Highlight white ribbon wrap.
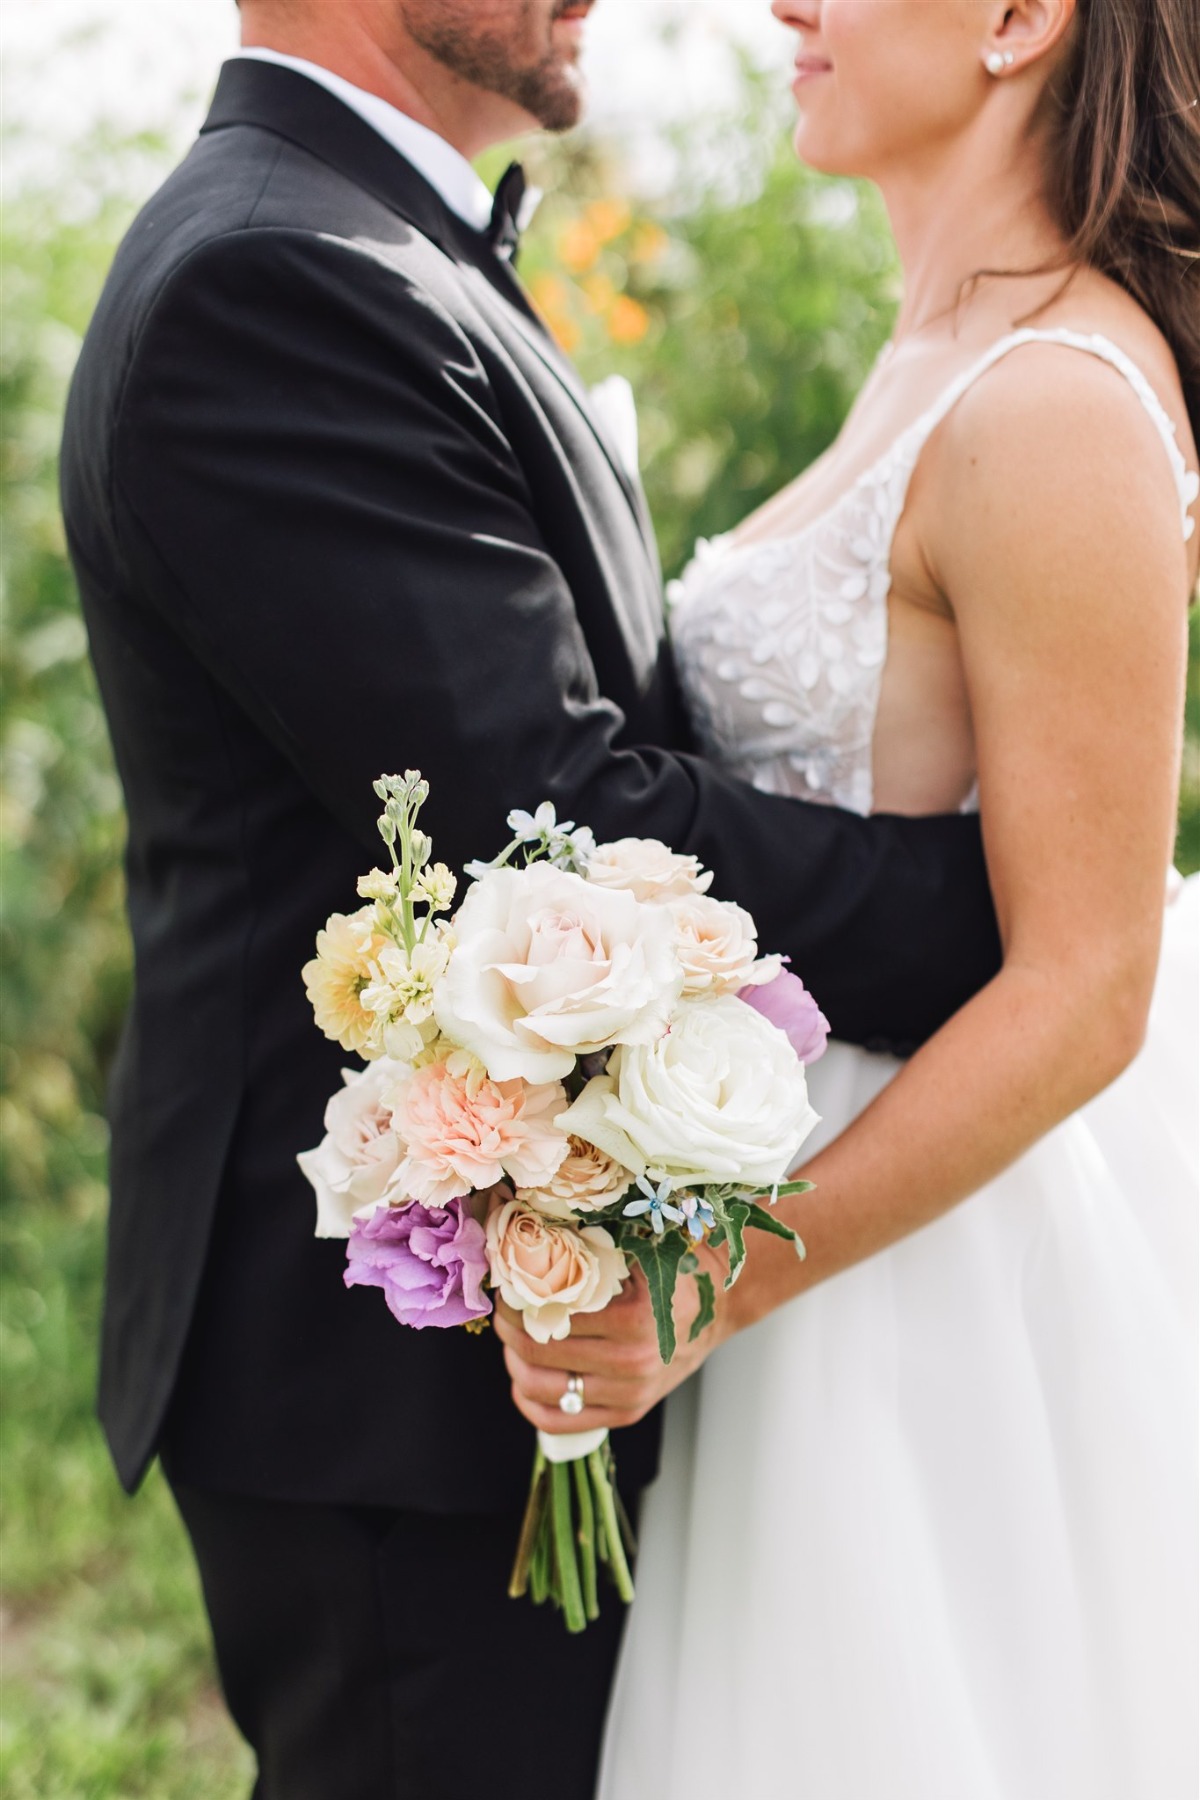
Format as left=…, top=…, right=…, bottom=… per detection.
left=537, top=1426, right=609, bottom=1465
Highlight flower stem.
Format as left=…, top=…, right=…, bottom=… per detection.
left=573, top=1455, right=600, bottom=1623
left=508, top=1445, right=547, bottom=1600
left=550, top=1461, right=587, bottom=1634
left=588, top=1449, right=635, bottom=1604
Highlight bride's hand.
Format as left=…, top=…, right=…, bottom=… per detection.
left=494, top=1242, right=733, bottom=1435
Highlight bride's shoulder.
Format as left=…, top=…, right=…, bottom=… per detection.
left=941, top=279, right=1194, bottom=477
left=922, top=283, right=1198, bottom=604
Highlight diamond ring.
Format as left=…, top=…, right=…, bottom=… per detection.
left=559, top=1374, right=585, bottom=1416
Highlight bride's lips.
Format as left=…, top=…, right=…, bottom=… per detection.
left=792, top=55, right=833, bottom=87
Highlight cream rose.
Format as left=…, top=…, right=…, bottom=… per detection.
left=517, top=1135, right=637, bottom=1219
left=667, top=893, right=782, bottom=996
left=434, top=863, right=683, bottom=1083
left=585, top=837, right=713, bottom=903
left=486, top=1197, right=628, bottom=1343
left=559, top=993, right=820, bottom=1189
left=297, top=1058, right=409, bottom=1238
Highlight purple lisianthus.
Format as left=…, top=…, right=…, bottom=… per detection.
left=738, top=969, right=830, bottom=1065
left=344, top=1198, right=491, bottom=1329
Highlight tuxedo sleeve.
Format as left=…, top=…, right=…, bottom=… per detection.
left=112, top=226, right=1000, bottom=1051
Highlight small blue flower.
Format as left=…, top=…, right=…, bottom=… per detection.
left=679, top=1195, right=716, bottom=1241
left=623, top=1173, right=685, bottom=1235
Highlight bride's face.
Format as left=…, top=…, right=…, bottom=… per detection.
left=770, top=0, right=996, bottom=180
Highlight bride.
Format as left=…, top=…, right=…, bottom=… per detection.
left=496, top=0, right=1200, bottom=1792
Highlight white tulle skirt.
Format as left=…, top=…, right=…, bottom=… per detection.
left=599, top=879, right=1198, bottom=1800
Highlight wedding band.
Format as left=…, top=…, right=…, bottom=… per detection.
left=559, top=1374, right=585, bottom=1416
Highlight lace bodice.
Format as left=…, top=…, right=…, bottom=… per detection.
left=670, top=329, right=1200, bottom=817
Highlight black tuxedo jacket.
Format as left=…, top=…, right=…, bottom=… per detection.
left=61, top=60, right=1001, bottom=1508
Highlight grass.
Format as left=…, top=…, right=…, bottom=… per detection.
left=0, top=1189, right=253, bottom=1798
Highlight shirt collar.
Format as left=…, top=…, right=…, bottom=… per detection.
left=235, top=48, right=494, bottom=233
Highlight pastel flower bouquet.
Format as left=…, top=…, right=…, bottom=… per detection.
left=299, top=773, right=827, bottom=1632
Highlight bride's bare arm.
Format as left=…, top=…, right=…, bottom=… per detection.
left=497, top=345, right=1193, bottom=1432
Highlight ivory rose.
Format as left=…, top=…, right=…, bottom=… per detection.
left=559, top=994, right=820, bottom=1189
left=434, top=863, right=684, bottom=1083
left=486, top=1197, right=627, bottom=1343
left=585, top=837, right=713, bottom=903
left=296, top=1059, right=408, bottom=1238
left=390, top=1054, right=570, bottom=1207
left=517, top=1135, right=636, bottom=1219
left=667, top=893, right=782, bottom=996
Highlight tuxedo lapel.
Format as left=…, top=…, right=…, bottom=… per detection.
left=201, top=59, right=660, bottom=576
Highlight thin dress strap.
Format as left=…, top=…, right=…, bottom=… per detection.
left=902, top=327, right=1198, bottom=542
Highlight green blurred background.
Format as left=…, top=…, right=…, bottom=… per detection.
left=2, top=55, right=1198, bottom=1800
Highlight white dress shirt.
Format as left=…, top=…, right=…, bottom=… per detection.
left=235, top=47, right=494, bottom=232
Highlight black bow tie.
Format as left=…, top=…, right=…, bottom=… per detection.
left=488, top=162, right=528, bottom=262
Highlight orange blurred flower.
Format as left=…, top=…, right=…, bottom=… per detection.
left=607, top=296, right=651, bottom=346
left=631, top=221, right=669, bottom=266
left=585, top=199, right=632, bottom=246
left=528, top=272, right=582, bottom=353
left=557, top=219, right=601, bottom=273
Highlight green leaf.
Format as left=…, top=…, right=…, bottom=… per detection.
left=727, top=1199, right=753, bottom=1288
left=620, top=1229, right=692, bottom=1362
left=689, top=1270, right=717, bottom=1343
left=770, top=1179, right=815, bottom=1199
left=744, top=1201, right=807, bottom=1260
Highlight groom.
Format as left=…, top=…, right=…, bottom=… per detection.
left=60, top=1, right=1000, bottom=1795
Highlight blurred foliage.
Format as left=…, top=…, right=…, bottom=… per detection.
left=1, top=53, right=1197, bottom=1799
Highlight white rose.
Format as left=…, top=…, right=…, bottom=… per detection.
left=558, top=994, right=820, bottom=1189
left=434, top=863, right=683, bottom=1083
left=486, top=1196, right=628, bottom=1343
left=296, top=1059, right=409, bottom=1238
left=667, top=893, right=780, bottom=996
left=585, top=837, right=713, bottom=903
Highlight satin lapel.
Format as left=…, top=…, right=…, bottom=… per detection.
left=454, top=243, right=660, bottom=569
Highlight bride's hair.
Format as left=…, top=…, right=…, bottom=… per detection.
left=1044, top=0, right=1200, bottom=442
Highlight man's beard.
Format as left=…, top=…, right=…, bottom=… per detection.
left=401, top=0, right=587, bottom=132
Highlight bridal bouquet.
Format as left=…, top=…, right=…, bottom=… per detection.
left=299, top=772, right=827, bottom=1631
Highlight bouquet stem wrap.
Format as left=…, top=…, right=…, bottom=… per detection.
left=509, top=1430, right=637, bottom=1632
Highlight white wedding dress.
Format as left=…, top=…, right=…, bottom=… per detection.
left=598, top=331, right=1200, bottom=1800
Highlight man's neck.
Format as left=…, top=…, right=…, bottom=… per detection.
left=239, top=15, right=530, bottom=158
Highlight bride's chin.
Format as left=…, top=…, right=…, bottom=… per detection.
left=790, top=122, right=860, bottom=180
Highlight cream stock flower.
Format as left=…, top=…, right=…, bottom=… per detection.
left=390, top=1058, right=570, bottom=1207
left=517, top=1135, right=636, bottom=1219
left=559, top=993, right=820, bottom=1189
left=585, top=837, right=713, bottom=902
left=434, top=863, right=684, bottom=1082
left=486, top=1196, right=627, bottom=1343
left=360, top=924, right=455, bottom=1060
left=296, top=1059, right=409, bottom=1238
left=302, top=907, right=389, bottom=1058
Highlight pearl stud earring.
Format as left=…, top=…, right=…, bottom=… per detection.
left=985, top=49, right=1015, bottom=75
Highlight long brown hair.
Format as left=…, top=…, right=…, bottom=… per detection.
left=1043, top=0, right=1200, bottom=444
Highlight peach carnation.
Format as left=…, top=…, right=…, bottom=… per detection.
left=391, top=1056, right=570, bottom=1207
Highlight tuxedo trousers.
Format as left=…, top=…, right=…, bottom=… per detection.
left=168, top=1475, right=631, bottom=1800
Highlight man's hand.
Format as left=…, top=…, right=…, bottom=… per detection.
left=493, top=1241, right=734, bottom=1435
